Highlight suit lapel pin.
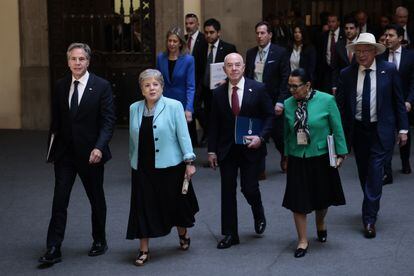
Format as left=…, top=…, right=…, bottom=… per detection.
left=381, top=71, right=386, bottom=74
left=89, top=87, right=93, bottom=91
left=248, top=88, right=253, bottom=92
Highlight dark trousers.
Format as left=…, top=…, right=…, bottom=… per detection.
left=219, top=145, right=264, bottom=236
left=259, top=115, right=284, bottom=173
left=195, top=85, right=213, bottom=140
left=188, top=120, right=198, bottom=147
left=353, top=121, right=388, bottom=225
left=384, top=130, right=411, bottom=175
left=46, top=150, right=107, bottom=248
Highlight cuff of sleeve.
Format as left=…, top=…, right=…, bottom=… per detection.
left=208, top=152, right=216, bottom=155
left=399, top=130, right=409, bottom=134
left=183, top=153, right=196, bottom=161
left=275, top=102, right=284, bottom=108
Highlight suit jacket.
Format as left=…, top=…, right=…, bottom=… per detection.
left=379, top=48, right=414, bottom=105
left=200, top=39, right=237, bottom=83
left=336, top=59, right=409, bottom=150
left=49, top=73, right=116, bottom=164
left=286, top=44, right=317, bottom=83
left=245, top=43, right=290, bottom=105
left=318, top=28, right=345, bottom=69
left=284, top=91, right=348, bottom=158
left=208, top=78, right=274, bottom=162
left=186, top=31, right=207, bottom=87
left=129, top=96, right=195, bottom=169
left=332, top=39, right=357, bottom=88
left=156, top=52, right=195, bottom=112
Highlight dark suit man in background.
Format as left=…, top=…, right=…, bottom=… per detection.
left=332, top=17, right=359, bottom=89
left=245, top=21, right=290, bottom=177
left=355, top=10, right=375, bottom=34
left=185, top=13, right=207, bottom=146
left=336, top=33, right=408, bottom=239
left=394, top=6, right=414, bottom=48
left=316, top=14, right=345, bottom=94
left=199, top=18, right=237, bottom=145
left=208, top=53, right=274, bottom=249
left=39, top=43, right=116, bottom=264
left=381, top=24, right=414, bottom=183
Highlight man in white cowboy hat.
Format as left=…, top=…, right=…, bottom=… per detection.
left=336, top=32, right=409, bottom=239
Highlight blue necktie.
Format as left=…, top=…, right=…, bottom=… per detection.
left=361, top=69, right=372, bottom=124
left=70, top=80, right=79, bottom=118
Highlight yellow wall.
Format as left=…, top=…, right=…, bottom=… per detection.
left=0, top=0, right=21, bottom=128
left=184, top=0, right=202, bottom=26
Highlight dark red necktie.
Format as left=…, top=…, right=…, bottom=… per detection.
left=330, top=31, right=336, bottom=65
left=231, top=86, right=240, bottom=116
left=187, top=36, right=192, bottom=52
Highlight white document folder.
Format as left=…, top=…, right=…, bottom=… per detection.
left=327, top=134, right=337, bottom=167
left=209, top=62, right=226, bottom=89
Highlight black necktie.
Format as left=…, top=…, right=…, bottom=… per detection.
left=204, top=44, right=214, bottom=86
left=70, top=80, right=79, bottom=118
left=361, top=69, right=372, bottom=124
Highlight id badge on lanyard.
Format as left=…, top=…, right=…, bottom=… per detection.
left=297, top=128, right=308, bottom=145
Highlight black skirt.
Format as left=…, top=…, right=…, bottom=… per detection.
left=126, top=115, right=199, bottom=239
left=282, top=154, right=346, bottom=214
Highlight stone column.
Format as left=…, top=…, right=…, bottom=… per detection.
left=19, top=0, right=50, bottom=129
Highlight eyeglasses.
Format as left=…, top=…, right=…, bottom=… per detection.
left=288, top=83, right=305, bottom=91
left=354, top=49, right=375, bottom=55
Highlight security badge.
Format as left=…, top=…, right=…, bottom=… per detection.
left=254, top=62, right=264, bottom=74
left=297, top=128, right=308, bottom=145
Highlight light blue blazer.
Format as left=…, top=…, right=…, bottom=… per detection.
left=156, top=52, right=195, bottom=112
left=129, top=96, right=195, bottom=169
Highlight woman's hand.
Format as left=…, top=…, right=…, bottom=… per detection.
left=185, top=164, right=196, bottom=179
left=336, top=155, right=345, bottom=168
left=185, top=111, right=193, bottom=122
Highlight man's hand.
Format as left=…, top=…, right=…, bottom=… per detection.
left=185, top=164, right=196, bottom=179
left=332, top=87, right=337, bottom=95
left=244, top=135, right=261, bottom=149
left=89, top=148, right=102, bottom=164
left=336, top=156, right=345, bottom=168
left=185, top=111, right=193, bottom=122
left=275, top=105, right=284, bottom=116
left=405, top=102, right=412, bottom=112
left=397, top=133, right=408, bottom=147
left=208, top=153, right=218, bottom=170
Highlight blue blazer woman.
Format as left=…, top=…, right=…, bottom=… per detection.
left=129, top=96, right=195, bottom=169
left=156, top=53, right=196, bottom=113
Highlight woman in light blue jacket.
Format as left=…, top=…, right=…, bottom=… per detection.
left=127, top=69, right=199, bottom=266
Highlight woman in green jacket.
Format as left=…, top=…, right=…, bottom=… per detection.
left=283, top=68, right=348, bottom=258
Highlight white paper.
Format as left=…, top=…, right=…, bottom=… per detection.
left=209, top=62, right=226, bottom=89
left=46, top=133, right=55, bottom=161
left=327, top=134, right=337, bottom=167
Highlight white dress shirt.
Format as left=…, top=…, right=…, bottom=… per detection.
left=69, top=71, right=89, bottom=108
left=189, top=30, right=199, bottom=54
left=388, top=45, right=402, bottom=70
left=290, top=45, right=302, bottom=71
left=228, top=77, right=245, bottom=109
left=208, top=39, right=220, bottom=63
left=254, top=42, right=271, bottom=82
left=355, top=61, right=377, bottom=122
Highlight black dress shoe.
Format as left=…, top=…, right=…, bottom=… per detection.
left=364, top=224, right=376, bottom=239
left=294, top=244, right=309, bottom=258
left=38, top=246, right=62, bottom=264
left=402, top=162, right=412, bottom=174
left=217, top=235, right=240, bottom=249
left=254, top=217, right=267, bottom=234
left=317, top=230, right=327, bottom=243
left=88, top=241, right=108, bottom=256
left=382, top=173, right=393, bottom=185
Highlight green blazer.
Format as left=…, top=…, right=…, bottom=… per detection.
left=284, top=90, right=348, bottom=158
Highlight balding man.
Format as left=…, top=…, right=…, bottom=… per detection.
left=394, top=6, right=413, bottom=48
left=336, top=33, right=408, bottom=239
left=208, top=53, right=274, bottom=248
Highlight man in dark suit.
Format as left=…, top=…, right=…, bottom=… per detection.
left=39, top=43, right=116, bottom=264
left=381, top=24, right=414, bottom=182
left=355, top=10, right=376, bottom=34
left=199, top=18, right=237, bottom=145
left=316, top=13, right=345, bottom=94
left=208, top=53, right=274, bottom=249
left=394, top=6, right=414, bottom=48
left=185, top=13, right=207, bottom=146
left=245, top=21, right=290, bottom=176
left=336, top=33, right=408, bottom=239
left=332, top=17, right=359, bottom=89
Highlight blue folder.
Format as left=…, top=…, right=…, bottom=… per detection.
left=235, top=116, right=263, bottom=144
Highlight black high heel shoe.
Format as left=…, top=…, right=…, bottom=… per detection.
left=134, top=250, right=150, bottom=266
left=294, top=243, right=309, bottom=258
left=179, top=229, right=191, bottom=250
left=317, top=230, right=327, bottom=243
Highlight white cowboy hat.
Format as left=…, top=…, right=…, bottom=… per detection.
left=346, top=33, right=386, bottom=55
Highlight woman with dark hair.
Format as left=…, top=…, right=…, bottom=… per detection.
left=283, top=68, right=348, bottom=258
left=156, top=27, right=196, bottom=144
left=288, top=25, right=317, bottom=83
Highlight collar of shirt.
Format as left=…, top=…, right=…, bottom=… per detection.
left=211, top=39, right=220, bottom=49
left=331, top=27, right=340, bottom=39
left=228, top=77, right=245, bottom=108
left=393, top=45, right=402, bottom=54
left=358, top=59, right=376, bottom=73
left=191, top=30, right=199, bottom=41
left=258, top=42, right=271, bottom=54
left=72, top=71, right=89, bottom=86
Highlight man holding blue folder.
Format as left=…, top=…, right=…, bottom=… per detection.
left=208, top=53, right=274, bottom=249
